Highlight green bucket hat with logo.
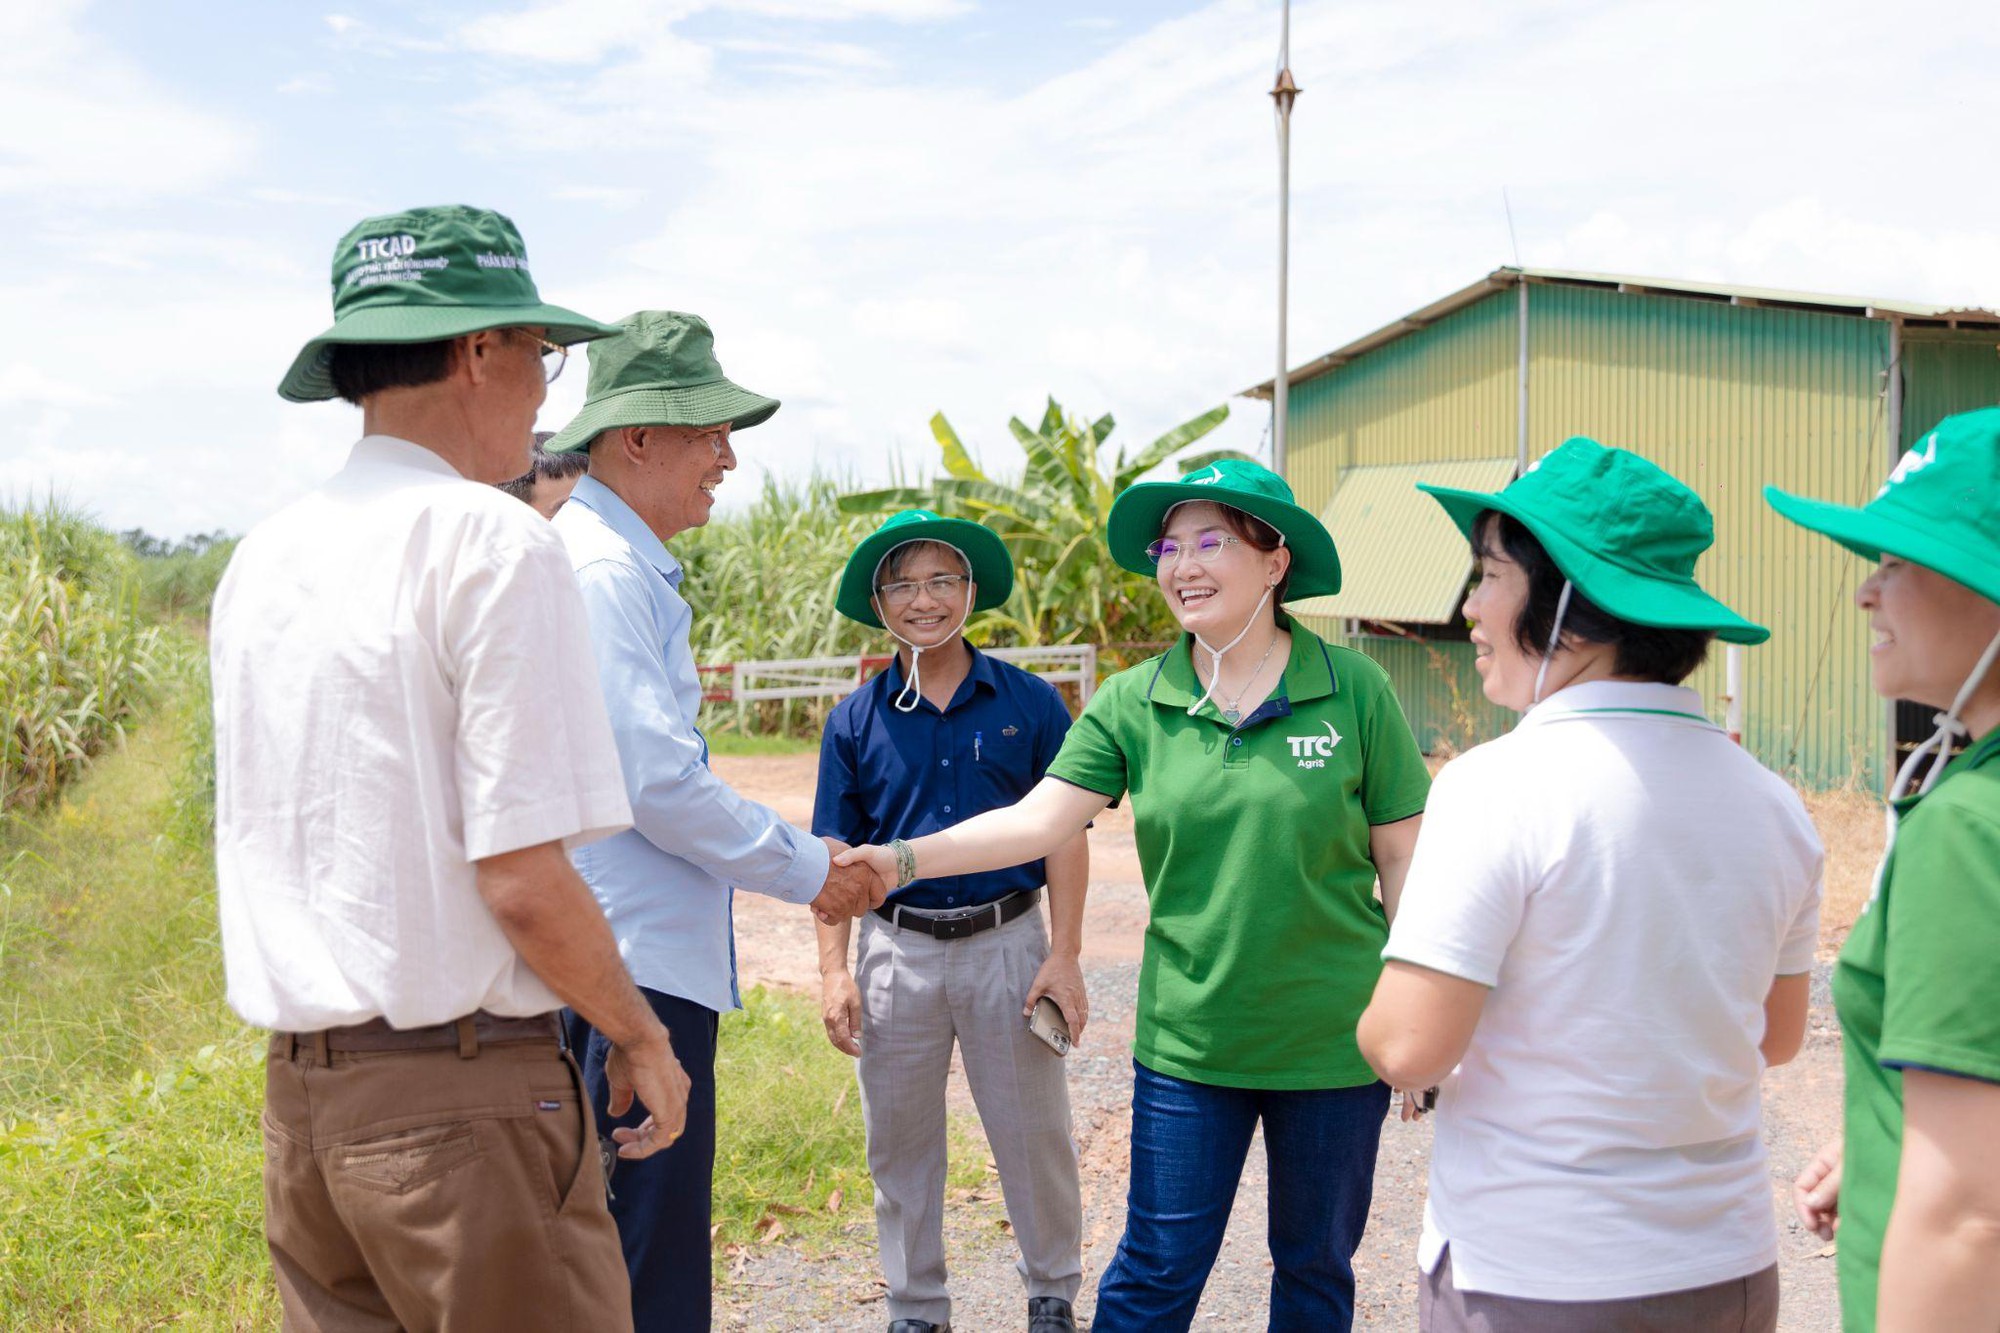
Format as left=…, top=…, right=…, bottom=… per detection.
left=278, top=204, right=623, bottom=403
left=836, top=510, right=1014, bottom=629
left=1766, top=407, right=2000, bottom=607
left=1104, top=457, right=1340, bottom=599
left=543, top=311, right=779, bottom=453
left=1419, top=437, right=1769, bottom=644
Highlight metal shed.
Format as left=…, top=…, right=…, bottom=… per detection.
left=1244, top=266, right=2000, bottom=788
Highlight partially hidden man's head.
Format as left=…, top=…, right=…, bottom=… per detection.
left=498, top=432, right=591, bottom=518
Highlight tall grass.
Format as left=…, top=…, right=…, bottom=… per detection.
left=120, top=529, right=238, bottom=623
left=677, top=474, right=894, bottom=736
left=0, top=504, right=162, bottom=810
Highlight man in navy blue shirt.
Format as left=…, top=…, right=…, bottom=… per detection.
left=815, top=511, right=1088, bottom=1333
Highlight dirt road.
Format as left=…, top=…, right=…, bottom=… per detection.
left=715, top=753, right=1857, bottom=1331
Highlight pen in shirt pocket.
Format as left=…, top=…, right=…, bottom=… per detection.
left=974, top=731, right=983, bottom=762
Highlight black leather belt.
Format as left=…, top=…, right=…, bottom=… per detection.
left=874, top=888, right=1041, bottom=940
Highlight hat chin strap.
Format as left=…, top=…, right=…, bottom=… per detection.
left=1864, top=625, right=2000, bottom=911
left=1184, top=532, right=1288, bottom=720
left=1531, top=579, right=1575, bottom=706
left=887, top=591, right=974, bottom=714
left=1889, top=626, right=2000, bottom=801
left=1187, top=585, right=1276, bottom=720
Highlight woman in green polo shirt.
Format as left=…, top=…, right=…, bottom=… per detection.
left=1768, top=407, right=2000, bottom=1332
left=839, top=459, right=1430, bottom=1332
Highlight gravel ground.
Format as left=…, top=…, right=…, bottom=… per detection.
left=713, top=754, right=1850, bottom=1331
left=718, top=950, right=1847, bottom=1331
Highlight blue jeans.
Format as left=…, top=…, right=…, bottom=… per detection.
left=1093, top=1060, right=1389, bottom=1333
left=565, top=990, right=719, bottom=1333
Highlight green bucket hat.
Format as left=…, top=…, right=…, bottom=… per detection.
left=1419, top=437, right=1769, bottom=645
left=1765, top=407, right=2000, bottom=607
left=1104, top=458, right=1340, bottom=599
left=278, top=204, right=623, bottom=403
left=543, top=311, right=779, bottom=453
left=836, top=510, right=1014, bottom=629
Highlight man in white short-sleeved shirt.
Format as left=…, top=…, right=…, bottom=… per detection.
left=1380, top=684, right=1822, bottom=1303
left=213, top=205, right=690, bottom=1332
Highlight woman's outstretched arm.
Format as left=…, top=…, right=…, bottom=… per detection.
left=836, top=776, right=1111, bottom=897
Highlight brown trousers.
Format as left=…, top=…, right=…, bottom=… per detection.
left=261, top=1023, right=632, bottom=1332
left=1421, top=1246, right=1780, bottom=1332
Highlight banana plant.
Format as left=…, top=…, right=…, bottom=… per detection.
left=839, top=397, right=1252, bottom=664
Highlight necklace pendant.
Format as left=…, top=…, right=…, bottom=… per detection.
left=1223, top=707, right=1242, bottom=725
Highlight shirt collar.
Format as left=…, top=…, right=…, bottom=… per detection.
left=1145, top=623, right=1339, bottom=711
left=348, top=434, right=468, bottom=480
left=880, top=640, right=996, bottom=715
left=1894, top=723, right=2000, bottom=815
left=1515, top=679, right=1712, bottom=731
left=565, top=475, right=683, bottom=584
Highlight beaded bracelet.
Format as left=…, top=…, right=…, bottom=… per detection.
left=888, top=838, right=918, bottom=890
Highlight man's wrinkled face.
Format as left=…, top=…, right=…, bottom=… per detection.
left=645, top=423, right=735, bottom=537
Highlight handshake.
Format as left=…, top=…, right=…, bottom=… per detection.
left=809, top=837, right=893, bottom=924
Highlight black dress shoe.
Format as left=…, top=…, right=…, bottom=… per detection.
left=888, top=1321, right=947, bottom=1333
left=1027, top=1296, right=1078, bottom=1332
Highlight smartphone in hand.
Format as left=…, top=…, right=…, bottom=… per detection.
left=1027, top=996, right=1072, bottom=1056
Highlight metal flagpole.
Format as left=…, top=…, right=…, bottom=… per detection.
left=1271, top=0, right=1300, bottom=478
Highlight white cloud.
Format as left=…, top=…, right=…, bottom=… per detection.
left=0, top=0, right=252, bottom=200
left=13, top=0, right=2000, bottom=538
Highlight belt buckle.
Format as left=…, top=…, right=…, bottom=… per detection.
left=931, top=913, right=976, bottom=941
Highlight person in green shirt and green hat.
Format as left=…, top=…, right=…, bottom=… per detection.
left=838, top=458, right=1432, bottom=1332
left=1770, top=407, right=2000, bottom=1332
left=1357, top=438, right=1822, bottom=1330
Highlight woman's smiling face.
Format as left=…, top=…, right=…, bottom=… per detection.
left=1462, top=522, right=1543, bottom=712
left=1154, top=502, right=1288, bottom=639
left=1856, top=554, right=2000, bottom=723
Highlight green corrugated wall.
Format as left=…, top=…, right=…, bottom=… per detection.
left=1282, top=280, right=1991, bottom=788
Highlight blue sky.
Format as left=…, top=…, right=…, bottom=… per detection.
left=6, top=0, right=2000, bottom=537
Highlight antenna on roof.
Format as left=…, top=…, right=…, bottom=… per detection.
left=1270, top=0, right=1300, bottom=478
left=1503, top=187, right=1522, bottom=267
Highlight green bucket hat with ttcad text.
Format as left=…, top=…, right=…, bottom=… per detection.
left=543, top=311, right=780, bottom=453
left=278, top=204, right=624, bottom=403
left=1765, top=406, right=2000, bottom=608
left=836, top=510, right=1015, bottom=630
left=1418, top=437, right=1770, bottom=645
left=1104, top=457, right=1342, bottom=599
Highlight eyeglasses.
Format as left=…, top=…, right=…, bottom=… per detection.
left=520, top=331, right=568, bottom=385
left=877, top=574, right=969, bottom=606
left=1144, top=533, right=1242, bottom=567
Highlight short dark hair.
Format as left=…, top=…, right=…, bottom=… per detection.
left=498, top=436, right=591, bottom=501
left=1474, top=512, right=1712, bottom=685
left=327, top=339, right=456, bottom=405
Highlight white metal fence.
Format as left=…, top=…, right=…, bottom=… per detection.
left=702, top=643, right=1098, bottom=706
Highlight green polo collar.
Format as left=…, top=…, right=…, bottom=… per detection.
left=1145, top=625, right=1340, bottom=712
left=1893, top=724, right=2000, bottom=817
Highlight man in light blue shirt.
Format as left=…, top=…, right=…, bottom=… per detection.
left=546, top=310, right=883, bottom=1331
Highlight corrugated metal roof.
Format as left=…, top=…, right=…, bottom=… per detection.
left=1243, top=266, right=2000, bottom=400
left=1286, top=458, right=1517, bottom=625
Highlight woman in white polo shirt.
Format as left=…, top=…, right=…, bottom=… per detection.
left=1356, top=438, right=1823, bottom=1330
